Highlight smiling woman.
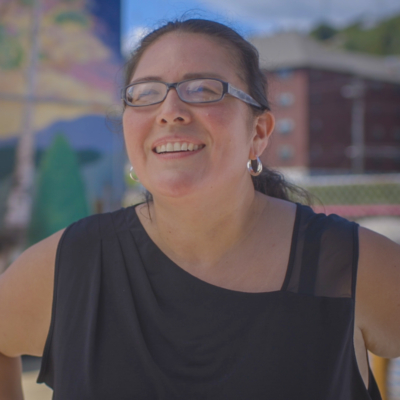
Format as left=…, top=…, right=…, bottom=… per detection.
left=0, top=18, right=399, bottom=400
left=122, top=19, right=309, bottom=203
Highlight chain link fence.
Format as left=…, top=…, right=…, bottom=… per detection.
left=290, top=173, right=400, bottom=220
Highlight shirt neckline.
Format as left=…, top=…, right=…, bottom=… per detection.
left=130, top=202, right=302, bottom=296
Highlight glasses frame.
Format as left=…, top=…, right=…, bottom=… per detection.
left=121, top=78, right=263, bottom=109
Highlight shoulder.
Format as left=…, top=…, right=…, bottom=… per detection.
left=298, top=202, right=355, bottom=228
left=290, top=204, right=358, bottom=297
left=0, top=207, right=135, bottom=358
left=267, top=197, right=356, bottom=243
left=59, top=206, right=136, bottom=246
left=296, top=203, right=358, bottom=253
left=0, top=229, right=64, bottom=357
left=356, top=226, right=400, bottom=358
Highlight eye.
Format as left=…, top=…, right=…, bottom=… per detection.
left=187, top=83, right=219, bottom=95
left=127, top=82, right=164, bottom=105
left=136, top=88, right=159, bottom=99
left=189, top=86, right=208, bottom=93
left=180, top=79, right=223, bottom=102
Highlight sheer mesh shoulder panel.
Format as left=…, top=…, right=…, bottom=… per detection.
left=285, top=205, right=358, bottom=298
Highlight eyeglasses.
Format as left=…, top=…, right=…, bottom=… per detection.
left=121, top=78, right=263, bottom=109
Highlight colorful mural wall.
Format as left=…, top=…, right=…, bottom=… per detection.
left=0, top=0, right=125, bottom=240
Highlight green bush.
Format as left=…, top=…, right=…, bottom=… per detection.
left=27, top=134, right=89, bottom=245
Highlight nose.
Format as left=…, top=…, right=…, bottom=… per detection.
left=156, top=87, right=192, bottom=125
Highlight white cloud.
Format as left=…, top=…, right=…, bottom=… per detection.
left=122, top=0, right=400, bottom=50
left=122, top=26, right=150, bottom=57
left=197, top=0, right=400, bottom=34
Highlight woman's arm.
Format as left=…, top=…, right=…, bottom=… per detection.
left=356, top=226, right=400, bottom=358
left=0, top=353, right=23, bottom=400
left=0, top=230, right=63, bottom=398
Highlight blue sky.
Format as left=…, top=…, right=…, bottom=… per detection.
left=121, top=0, right=256, bottom=55
left=122, top=0, right=400, bottom=55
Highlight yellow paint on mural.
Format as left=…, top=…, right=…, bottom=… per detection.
left=0, top=101, right=24, bottom=139
left=0, top=0, right=120, bottom=140
left=39, top=21, right=110, bottom=66
left=0, top=68, right=116, bottom=138
left=36, top=70, right=113, bottom=103
left=0, top=70, right=25, bottom=95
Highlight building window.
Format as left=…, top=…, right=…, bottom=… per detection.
left=278, top=145, right=294, bottom=161
left=277, top=92, right=294, bottom=107
left=276, top=69, right=293, bottom=79
left=276, top=118, right=294, bottom=135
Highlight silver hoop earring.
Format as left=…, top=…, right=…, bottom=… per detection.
left=129, top=167, right=140, bottom=183
left=247, top=157, right=262, bottom=176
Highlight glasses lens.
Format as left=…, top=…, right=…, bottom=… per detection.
left=125, top=82, right=166, bottom=106
left=178, top=79, right=223, bottom=103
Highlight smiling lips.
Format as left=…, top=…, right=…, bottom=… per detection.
left=155, top=142, right=205, bottom=154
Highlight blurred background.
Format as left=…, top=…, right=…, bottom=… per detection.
left=0, top=0, right=399, bottom=399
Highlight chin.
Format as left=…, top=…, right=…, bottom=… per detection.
left=149, top=174, right=204, bottom=199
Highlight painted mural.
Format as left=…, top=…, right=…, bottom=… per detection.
left=0, top=0, right=125, bottom=232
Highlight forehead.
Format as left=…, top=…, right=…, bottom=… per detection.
left=131, top=32, right=242, bottom=84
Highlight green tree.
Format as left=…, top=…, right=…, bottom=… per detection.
left=311, top=14, right=400, bottom=56
left=344, top=16, right=400, bottom=55
left=27, top=134, right=90, bottom=245
left=310, top=23, right=338, bottom=41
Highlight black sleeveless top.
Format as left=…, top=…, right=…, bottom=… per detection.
left=38, top=203, right=382, bottom=400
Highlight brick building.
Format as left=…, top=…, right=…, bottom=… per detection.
left=250, top=33, right=400, bottom=176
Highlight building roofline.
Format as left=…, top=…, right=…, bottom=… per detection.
left=250, top=32, right=400, bottom=84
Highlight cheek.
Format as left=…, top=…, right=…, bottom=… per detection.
left=204, top=103, right=232, bottom=122
left=204, top=105, right=252, bottom=148
left=122, top=111, right=151, bottom=158
left=203, top=103, right=247, bottom=131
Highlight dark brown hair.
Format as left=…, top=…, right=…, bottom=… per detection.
left=124, top=18, right=311, bottom=204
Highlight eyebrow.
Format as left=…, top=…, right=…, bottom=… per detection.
left=182, top=72, right=226, bottom=80
left=130, top=72, right=226, bottom=84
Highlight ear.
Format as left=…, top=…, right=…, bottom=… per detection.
left=249, top=112, right=275, bottom=160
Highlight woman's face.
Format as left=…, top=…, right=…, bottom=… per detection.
left=123, top=32, right=272, bottom=200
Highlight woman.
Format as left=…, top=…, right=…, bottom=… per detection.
left=0, top=19, right=399, bottom=400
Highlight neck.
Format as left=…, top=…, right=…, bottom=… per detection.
left=140, top=177, right=267, bottom=269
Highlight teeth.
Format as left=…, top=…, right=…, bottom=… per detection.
left=155, top=142, right=203, bottom=153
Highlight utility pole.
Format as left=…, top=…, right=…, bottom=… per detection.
left=341, top=77, right=366, bottom=174
left=1, top=0, right=42, bottom=270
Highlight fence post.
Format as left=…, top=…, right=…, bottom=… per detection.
left=371, top=354, right=389, bottom=400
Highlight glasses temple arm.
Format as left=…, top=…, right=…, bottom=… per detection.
left=227, top=84, right=263, bottom=109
